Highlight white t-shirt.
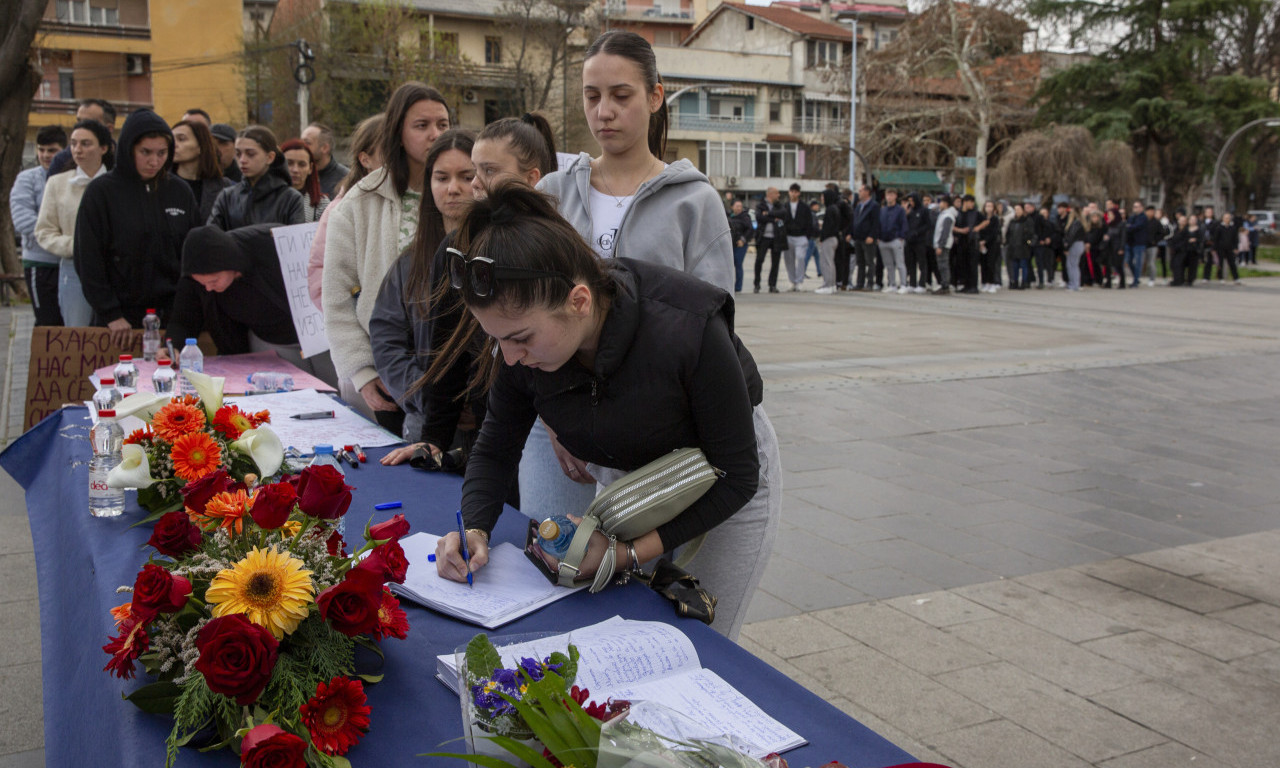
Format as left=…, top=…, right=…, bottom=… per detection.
left=588, top=185, right=633, bottom=259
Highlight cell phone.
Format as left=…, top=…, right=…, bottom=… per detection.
left=523, top=519, right=559, bottom=585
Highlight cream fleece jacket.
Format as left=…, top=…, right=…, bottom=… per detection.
left=35, top=166, right=105, bottom=259
left=321, top=168, right=408, bottom=391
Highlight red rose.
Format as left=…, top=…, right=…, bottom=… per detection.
left=317, top=569, right=383, bottom=636
left=194, top=614, right=279, bottom=705
left=240, top=724, right=307, bottom=768
left=147, top=510, right=203, bottom=558
left=353, top=539, right=409, bottom=584
left=368, top=513, right=410, bottom=542
left=295, top=465, right=353, bottom=520
left=326, top=529, right=347, bottom=557
left=250, top=482, right=297, bottom=529
left=131, top=564, right=191, bottom=616
left=181, top=470, right=242, bottom=515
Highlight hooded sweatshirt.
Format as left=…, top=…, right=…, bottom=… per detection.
left=207, top=152, right=305, bottom=230
left=74, top=109, right=199, bottom=326
left=167, top=224, right=296, bottom=353
left=538, top=153, right=733, bottom=293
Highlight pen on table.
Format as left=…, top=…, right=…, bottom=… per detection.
left=290, top=411, right=335, bottom=420
left=456, top=509, right=473, bottom=588
left=352, top=443, right=367, bottom=463
left=339, top=447, right=359, bottom=468
left=374, top=501, right=401, bottom=511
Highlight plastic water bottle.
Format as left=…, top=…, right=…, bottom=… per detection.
left=93, top=377, right=122, bottom=413
left=247, top=372, right=294, bottom=393
left=179, top=338, right=203, bottom=396
left=309, top=445, right=346, bottom=535
left=89, top=409, right=125, bottom=517
left=152, top=357, right=176, bottom=394
left=113, top=354, right=139, bottom=394
left=141, top=309, right=161, bottom=362
left=537, top=515, right=577, bottom=558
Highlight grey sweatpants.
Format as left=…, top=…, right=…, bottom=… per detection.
left=878, top=238, right=906, bottom=287
left=589, top=405, right=782, bottom=641
left=818, top=237, right=838, bottom=289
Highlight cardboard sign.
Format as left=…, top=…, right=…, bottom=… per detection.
left=271, top=222, right=328, bottom=359
left=24, top=327, right=143, bottom=431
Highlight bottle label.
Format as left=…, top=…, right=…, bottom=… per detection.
left=88, top=474, right=117, bottom=499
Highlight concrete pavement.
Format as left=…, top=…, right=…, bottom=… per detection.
left=3, top=275, right=1280, bottom=766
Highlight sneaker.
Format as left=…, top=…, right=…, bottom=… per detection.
left=768, top=286, right=779, bottom=293
left=1146, top=279, right=1155, bottom=287
left=815, top=286, right=836, bottom=295
left=753, top=286, right=760, bottom=294
left=791, top=285, right=801, bottom=292
left=882, top=285, right=897, bottom=293
left=1234, top=280, right=1244, bottom=286
left=913, top=286, right=926, bottom=294
left=932, top=286, right=951, bottom=295
left=897, top=285, right=909, bottom=294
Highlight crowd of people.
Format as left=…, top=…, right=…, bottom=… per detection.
left=8, top=31, right=778, bottom=641
left=727, top=185, right=1267, bottom=296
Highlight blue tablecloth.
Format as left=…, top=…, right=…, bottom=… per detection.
left=2, top=407, right=916, bottom=768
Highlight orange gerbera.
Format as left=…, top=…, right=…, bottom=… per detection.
left=152, top=402, right=206, bottom=441
left=175, top=394, right=201, bottom=407
left=109, top=602, right=134, bottom=628
left=189, top=488, right=256, bottom=533
left=249, top=409, right=271, bottom=427
left=123, top=426, right=154, bottom=446
left=212, top=405, right=254, bottom=439
left=170, top=432, right=222, bottom=481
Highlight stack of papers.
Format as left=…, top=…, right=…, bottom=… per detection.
left=438, top=616, right=807, bottom=757
left=394, top=533, right=583, bottom=629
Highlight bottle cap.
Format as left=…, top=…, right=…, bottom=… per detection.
left=146, top=308, right=155, bottom=314
left=98, top=409, right=116, bottom=417
left=537, top=518, right=561, bottom=540
left=313, top=444, right=333, bottom=454
left=185, top=338, right=198, bottom=346
left=157, top=357, right=171, bottom=365
left=101, top=377, right=115, bottom=385
left=119, top=354, right=132, bottom=362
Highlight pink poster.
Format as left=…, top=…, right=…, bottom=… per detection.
left=94, top=351, right=336, bottom=394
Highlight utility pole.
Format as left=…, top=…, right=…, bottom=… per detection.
left=844, top=14, right=858, bottom=191
left=293, top=39, right=315, bottom=135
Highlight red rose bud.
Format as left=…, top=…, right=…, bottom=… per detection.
left=181, top=469, right=242, bottom=515
left=317, top=569, right=383, bottom=636
left=240, top=723, right=307, bottom=768
left=147, top=510, right=202, bottom=558
left=353, top=539, right=409, bottom=584
left=295, top=465, right=353, bottom=520
left=194, top=614, right=279, bottom=705
left=250, top=481, right=298, bottom=529
left=367, top=512, right=410, bottom=542
left=131, top=564, right=191, bottom=615
left=326, top=529, right=347, bottom=557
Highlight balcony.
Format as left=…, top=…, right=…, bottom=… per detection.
left=602, top=1, right=695, bottom=24
left=671, top=113, right=767, bottom=134
left=794, top=116, right=850, bottom=135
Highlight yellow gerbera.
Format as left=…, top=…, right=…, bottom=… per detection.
left=206, top=547, right=314, bottom=639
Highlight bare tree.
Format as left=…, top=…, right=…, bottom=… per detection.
left=495, top=0, right=594, bottom=115
left=990, top=123, right=1138, bottom=201
left=0, top=0, right=49, bottom=279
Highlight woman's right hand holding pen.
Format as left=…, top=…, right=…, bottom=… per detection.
left=435, top=529, right=490, bottom=583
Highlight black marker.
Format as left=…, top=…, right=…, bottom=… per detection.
left=290, top=410, right=335, bottom=420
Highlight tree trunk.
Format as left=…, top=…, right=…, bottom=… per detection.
left=974, top=114, right=990, bottom=205
left=0, top=0, right=50, bottom=280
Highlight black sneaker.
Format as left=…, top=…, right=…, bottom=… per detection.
left=932, top=286, right=951, bottom=295
left=754, top=286, right=760, bottom=293
left=768, top=286, right=779, bottom=293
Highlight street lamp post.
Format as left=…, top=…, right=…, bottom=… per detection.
left=844, top=14, right=858, bottom=191
left=1211, top=117, right=1280, bottom=214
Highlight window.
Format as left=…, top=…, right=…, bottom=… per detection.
left=747, top=16, right=754, bottom=30
left=769, top=100, right=781, bottom=123
left=56, top=0, right=118, bottom=25
left=875, top=29, right=897, bottom=50
left=653, top=29, right=681, bottom=46
left=485, top=36, right=502, bottom=64
left=58, top=70, right=75, bottom=100
left=428, top=31, right=460, bottom=60
left=702, top=141, right=798, bottom=180
left=806, top=39, right=842, bottom=68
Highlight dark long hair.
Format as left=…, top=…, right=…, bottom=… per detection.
left=279, top=138, right=324, bottom=206
left=584, top=30, right=668, bottom=159
left=237, top=125, right=291, bottom=186
left=172, top=119, right=220, bottom=180
left=476, top=113, right=557, bottom=179
left=404, top=129, right=475, bottom=319
left=69, top=118, right=115, bottom=171
left=380, top=82, right=451, bottom=197
left=339, top=113, right=384, bottom=196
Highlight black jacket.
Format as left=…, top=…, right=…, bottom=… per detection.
left=74, top=109, right=200, bottom=326
left=183, top=175, right=236, bottom=225
left=463, top=258, right=764, bottom=551
left=167, top=224, right=296, bottom=353
left=369, top=248, right=432, bottom=419
left=317, top=159, right=349, bottom=198
left=754, top=199, right=784, bottom=247
left=208, top=156, right=305, bottom=230
left=778, top=199, right=814, bottom=237
left=850, top=197, right=880, bottom=241
left=819, top=189, right=842, bottom=239
left=906, top=204, right=931, bottom=246
left=1004, top=216, right=1036, bottom=261
left=728, top=210, right=753, bottom=248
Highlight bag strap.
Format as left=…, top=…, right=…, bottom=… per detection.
left=556, top=515, right=599, bottom=588
left=672, top=533, right=705, bottom=569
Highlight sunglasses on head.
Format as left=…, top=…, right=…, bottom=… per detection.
left=447, top=247, right=572, bottom=299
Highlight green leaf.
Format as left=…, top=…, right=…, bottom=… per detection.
left=124, top=681, right=183, bottom=714
left=356, top=672, right=384, bottom=684
left=482, top=734, right=560, bottom=768
left=465, top=633, right=503, bottom=682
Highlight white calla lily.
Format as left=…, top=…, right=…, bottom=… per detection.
left=182, top=368, right=225, bottom=419
left=107, top=444, right=157, bottom=489
left=230, top=426, right=284, bottom=478
left=113, top=392, right=169, bottom=422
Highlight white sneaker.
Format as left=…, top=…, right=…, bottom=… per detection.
left=1146, top=279, right=1155, bottom=287
left=814, top=286, right=836, bottom=294
left=881, top=285, right=896, bottom=293
left=913, top=286, right=926, bottom=294
left=897, top=285, right=909, bottom=294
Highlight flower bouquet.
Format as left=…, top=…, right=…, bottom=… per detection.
left=103, top=454, right=414, bottom=768
left=106, top=370, right=282, bottom=517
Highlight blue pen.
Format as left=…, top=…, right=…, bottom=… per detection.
left=374, top=501, right=402, bottom=510
left=456, top=509, right=473, bottom=588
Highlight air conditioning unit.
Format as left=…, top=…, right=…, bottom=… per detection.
left=462, top=90, right=478, bottom=104
left=727, top=176, right=739, bottom=188
left=126, top=54, right=145, bottom=76
left=779, top=89, right=792, bottom=101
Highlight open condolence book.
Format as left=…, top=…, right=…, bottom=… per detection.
left=437, top=616, right=807, bottom=758
left=393, top=532, right=583, bottom=629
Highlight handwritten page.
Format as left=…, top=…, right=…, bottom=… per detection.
left=395, top=533, right=582, bottom=629
left=226, top=389, right=400, bottom=448
left=271, top=222, right=329, bottom=358
left=610, top=668, right=807, bottom=758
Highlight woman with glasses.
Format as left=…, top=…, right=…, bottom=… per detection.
left=432, top=182, right=781, bottom=641
left=369, top=129, right=475, bottom=445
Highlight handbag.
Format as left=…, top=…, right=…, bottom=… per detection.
left=556, top=447, right=721, bottom=593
